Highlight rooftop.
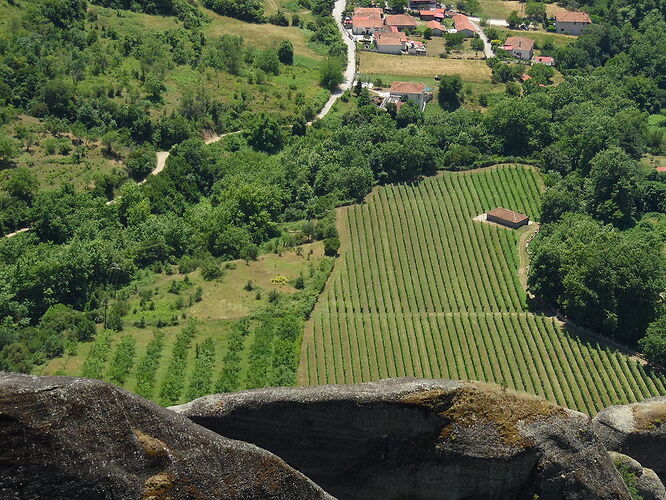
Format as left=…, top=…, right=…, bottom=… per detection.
left=534, top=56, right=555, bottom=64
left=389, top=81, right=426, bottom=94
left=354, top=7, right=383, bottom=16
left=426, top=20, right=445, bottom=30
left=452, top=14, right=476, bottom=33
left=385, top=14, right=418, bottom=27
left=353, top=15, right=385, bottom=28
left=503, top=36, right=535, bottom=51
left=374, top=31, right=408, bottom=45
left=555, top=11, right=592, bottom=23
left=487, top=207, right=529, bottom=224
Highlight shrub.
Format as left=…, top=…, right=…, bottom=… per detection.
left=324, top=237, right=340, bottom=256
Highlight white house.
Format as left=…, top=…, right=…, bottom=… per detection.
left=389, top=81, right=427, bottom=110
left=352, top=8, right=385, bottom=35
left=502, top=36, right=535, bottom=60
left=374, top=32, right=407, bottom=54
left=555, top=11, right=591, bottom=35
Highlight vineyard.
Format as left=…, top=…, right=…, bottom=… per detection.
left=298, top=166, right=666, bottom=413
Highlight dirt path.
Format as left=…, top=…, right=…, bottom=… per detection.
left=517, top=222, right=540, bottom=291
left=468, top=17, right=495, bottom=58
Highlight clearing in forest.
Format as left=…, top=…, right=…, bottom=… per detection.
left=298, top=166, right=666, bottom=414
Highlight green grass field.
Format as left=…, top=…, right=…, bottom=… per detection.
left=41, top=242, right=329, bottom=405
left=298, top=166, right=666, bottom=414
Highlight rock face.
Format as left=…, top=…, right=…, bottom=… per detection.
left=609, top=452, right=666, bottom=500
left=0, top=372, right=333, bottom=500
left=172, top=377, right=631, bottom=500
left=593, top=396, right=666, bottom=482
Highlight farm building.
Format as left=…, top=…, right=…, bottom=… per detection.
left=533, top=55, right=555, bottom=66
left=452, top=14, right=477, bottom=37
left=389, top=81, right=428, bottom=110
left=425, top=20, right=446, bottom=36
left=486, top=207, right=529, bottom=229
left=419, top=8, right=445, bottom=21
left=385, top=14, right=418, bottom=30
left=374, top=32, right=408, bottom=54
left=503, top=36, right=535, bottom=60
left=409, top=0, right=436, bottom=10
left=555, top=11, right=592, bottom=35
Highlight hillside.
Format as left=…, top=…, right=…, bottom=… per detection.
left=299, top=166, right=666, bottom=413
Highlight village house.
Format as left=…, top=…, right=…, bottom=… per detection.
left=419, top=8, right=445, bottom=21
left=452, top=14, right=477, bottom=37
left=554, top=11, right=592, bottom=35
left=425, top=20, right=446, bottom=36
left=503, top=36, right=535, bottom=60
left=389, top=81, right=428, bottom=111
left=486, top=207, right=529, bottom=229
left=374, top=31, right=408, bottom=54
left=533, top=55, right=555, bottom=66
left=351, top=7, right=385, bottom=35
left=408, top=0, right=437, bottom=11
left=405, top=40, right=427, bottom=55
left=385, top=13, right=418, bottom=31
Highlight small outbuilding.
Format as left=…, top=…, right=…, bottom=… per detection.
left=486, top=207, right=529, bottom=229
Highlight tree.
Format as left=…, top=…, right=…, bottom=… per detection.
left=0, top=133, right=18, bottom=163
left=6, top=168, right=38, bottom=203
left=291, top=115, right=307, bottom=136
left=255, top=49, right=280, bottom=75
left=126, top=145, right=157, bottom=180
left=245, top=114, right=284, bottom=153
left=144, top=73, right=166, bottom=102
left=40, top=79, right=75, bottom=118
left=525, top=2, right=546, bottom=24
left=639, top=316, right=666, bottom=366
left=423, top=27, right=432, bottom=40
left=444, top=32, right=465, bottom=50
left=388, top=0, right=407, bottom=13
left=588, top=148, right=640, bottom=227
left=278, top=40, right=294, bottom=65
left=528, top=64, right=555, bottom=85
left=438, top=74, right=464, bottom=111
left=324, top=237, right=340, bottom=256
left=506, top=11, right=523, bottom=29
left=471, top=37, right=485, bottom=54
left=319, top=57, right=344, bottom=91
left=396, top=101, right=423, bottom=128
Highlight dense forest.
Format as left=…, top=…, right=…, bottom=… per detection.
left=0, top=0, right=665, bottom=376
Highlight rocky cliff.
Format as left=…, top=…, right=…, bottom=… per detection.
left=0, top=372, right=332, bottom=500
left=173, top=378, right=632, bottom=500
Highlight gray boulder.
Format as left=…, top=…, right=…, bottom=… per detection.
left=0, top=372, right=333, bottom=500
left=609, top=452, right=666, bottom=500
left=172, top=377, right=631, bottom=500
left=593, top=396, right=666, bottom=482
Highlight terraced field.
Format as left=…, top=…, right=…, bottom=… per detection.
left=298, top=166, right=666, bottom=413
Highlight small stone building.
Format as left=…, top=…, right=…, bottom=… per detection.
left=486, top=207, right=529, bottom=229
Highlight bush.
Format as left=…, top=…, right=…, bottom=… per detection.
left=201, top=260, right=223, bottom=280
left=324, top=237, right=340, bottom=256
left=126, top=144, right=156, bottom=180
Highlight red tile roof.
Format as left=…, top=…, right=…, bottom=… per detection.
left=374, top=31, right=408, bottom=45
left=503, top=36, right=535, bottom=51
left=389, top=81, right=426, bottom=94
left=452, top=14, right=476, bottom=33
left=555, top=11, right=591, bottom=23
left=426, top=20, right=445, bottom=30
left=385, top=14, right=417, bottom=27
left=487, top=207, right=529, bottom=224
left=352, top=15, right=385, bottom=29
left=354, top=7, right=383, bottom=16
left=534, top=56, right=555, bottom=64
left=657, top=166, right=666, bottom=172
left=521, top=74, right=532, bottom=82
left=420, top=9, right=445, bottom=18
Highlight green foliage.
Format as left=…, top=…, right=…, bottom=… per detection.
left=201, top=0, right=264, bottom=22
left=186, top=337, right=216, bottom=400
left=319, top=57, right=344, bottom=91
left=278, top=40, right=294, bottom=65
left=438, top=74, right=464, bottom=111
left=135, top=330, right=166, bottom=398
left=245, top=113, right=284, bottom=153
left=639, top=316, right=666, bottom=366
left=506, top=11, right=523, bottom=29
left=0, top=133, right=18, bottom=162
left=126, top=144, right=157, bottom=180
left=81, top=331, right=113, bottom=379
left=214, top=320, right=250, bottom=392
left=323, top=236, right=339, bottom=256
left=159, top=322, right=197, bottom=405
left=107, top=334, right=137, bottom=384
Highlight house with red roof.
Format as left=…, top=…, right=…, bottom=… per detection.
left=389, top=81, right=428, bottom=110
left=452, top=14, right=476, bottom=37
left=374, top=32, right=408, bottom=54
left=425, top=20, right=446, bottom=36
left=503, top=36, right=535, bottom=60
left=555, top=11, right=591, bottom=35
left=419, top=8, right=445, bottom=21
left=385, top=14, right=418, bottom=31
left=351, top=8, right=386, bottom=35
left=533, top=55, right=555, bottom=66
left=486, top=207, right=529, bottom=229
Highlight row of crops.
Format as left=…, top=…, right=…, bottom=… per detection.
left=299, top=166, right=666, bottom=414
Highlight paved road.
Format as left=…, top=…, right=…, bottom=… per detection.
left=312, top=0, right=356, bottom=121
left=469, top=16, right=508, bottom=27
left=468, top=18, right=494, bottom=58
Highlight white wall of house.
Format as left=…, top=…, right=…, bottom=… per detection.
left=555, top=21, right=589, bottom=35
left=377, top=43, right=403, bottom=54
left=391, top=92, right=426, bottom=110
left=511, top=48, right=532, bottom=60
left=352, top=25, right=384, bottom=35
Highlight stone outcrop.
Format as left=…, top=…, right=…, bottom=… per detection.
left=609, top=452, right=666, bottom=500
left=593, top=396, right=666, bottom=482
left=172, top=377, right=631, bottom=500
left=0, top=372, right=332, bottom=500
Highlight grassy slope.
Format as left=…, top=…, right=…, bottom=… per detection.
left=298, top=166, right=666, bottom=414
left=40, top=242, right=327, bottom=404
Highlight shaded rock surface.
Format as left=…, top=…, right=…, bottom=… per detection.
left=0, top=372, right=333, bottom=500
left=593, top=397, right=666, bottom=482
left=172, top=377, right=630, bottom=500
left=609, top=452, right=666, bottom=500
